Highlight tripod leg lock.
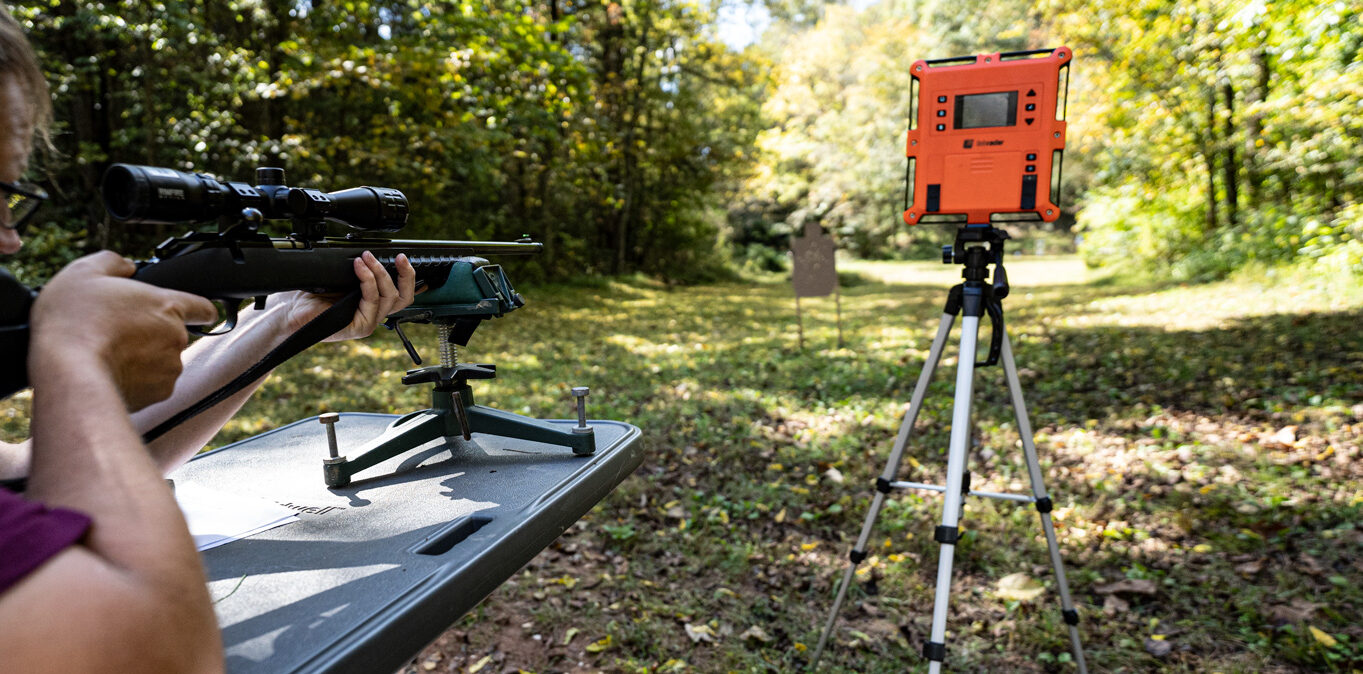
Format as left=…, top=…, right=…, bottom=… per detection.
left=923, top=641, right=947, bottom=662
left=875, top=477, right=894, bottom=494
left=1063, top=609, right=1080, bottom=626
left=934, top=525, right=960, bottom=545
left=1034, top=496, right=1054, bottom=514
left=849, top=549, right=867, bottom=564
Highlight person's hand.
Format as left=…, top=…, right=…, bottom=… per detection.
left=28, top=251, right=219, bottom=411
left=280, top=251, right=418, bottom=342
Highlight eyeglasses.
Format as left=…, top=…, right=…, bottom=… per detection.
left=1, top=180, right=48, bottom=232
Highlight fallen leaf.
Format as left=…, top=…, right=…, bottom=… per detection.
left=1102, top=594, right=1131, bottom=615
left=847, top=629, right=873, bottom=647
left=684, top=623, right=717, bottom=643
left=1308, top=626, right=1338, bottom=648
left=562, top=627, right=580, bottom=646
left=995, top=573, right=1046, bottom=602
left=1300, top=554, right=1326, bottom=575
left=1234, top=558, right=1265, bottom=575
left=467, top=655, right=493, bottom=673
left=586, top=635, right=613, bottom=653
left=740, top=625, right=771, bottom=644
left=1266, top=598, right=1320, bottom=624
left=1094, top=578, right=1157, bottom=595
left=823, top=467, right=844, bottom=484
left=1262, top=426, right=1298, bottom=449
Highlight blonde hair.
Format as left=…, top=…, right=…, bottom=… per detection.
left=0, top=3, right=52, bottom=151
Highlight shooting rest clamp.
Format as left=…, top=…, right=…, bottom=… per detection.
left=320, top=260, right=596, bottom=488
left=321, top=360, right=596, bottom=488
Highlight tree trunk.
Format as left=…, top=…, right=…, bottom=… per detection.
left=1220, top=81, right=1238, bottom=228
left=46, top=1, right=113, bottom=250
left=1204, top=85, right=1219, bottom=232
left=1245, top=48, right=1270, bottom=203
left=538, top=160, right=556, bottom=271
left=262, top=0, right=292, bottom=164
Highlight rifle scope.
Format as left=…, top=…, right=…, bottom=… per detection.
left=101, top=164, right=408, bottom=232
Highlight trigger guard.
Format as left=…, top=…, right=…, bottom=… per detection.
left=189, top=300, right=241, bottom=337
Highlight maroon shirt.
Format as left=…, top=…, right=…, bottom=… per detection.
left=0, top=486, right=91, bottom=594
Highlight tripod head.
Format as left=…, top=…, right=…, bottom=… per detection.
left=941, top=224, right=1010, bottom=366
left=942, top=224, right=1010, bottom=299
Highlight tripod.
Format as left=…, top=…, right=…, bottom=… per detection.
left=813, top=225, right=1087, bottom=672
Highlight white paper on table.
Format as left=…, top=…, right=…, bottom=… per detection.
left=173, top=482, right=299, bottom=551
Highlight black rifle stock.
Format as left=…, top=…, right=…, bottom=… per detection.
left=0, top=229, right=541, bottom=399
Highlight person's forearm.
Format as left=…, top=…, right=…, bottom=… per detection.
left=24, top=354, right=224, bottom=673
left=24, top=351, right=221, bottom=670
left=133, top=297, right=297, bottom=472
left=26, top=353, right=206, bottom=581
left=1, top=298, right=298, bottom=479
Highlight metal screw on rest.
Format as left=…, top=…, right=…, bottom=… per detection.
left=319, top=412, right=342, bottom=459
left=314, top=412, right=343, bottom=463
left=320, top=412, right=350, bottom=487
left=571, top=387, right=591, bottom=434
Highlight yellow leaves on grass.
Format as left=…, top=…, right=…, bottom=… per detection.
left=994, top=573, right=1046, bottom=602
left=1309, top=626, right=1339, bottom=648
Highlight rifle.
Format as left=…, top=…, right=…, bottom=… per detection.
left=0, top=164, right=541, bottom=401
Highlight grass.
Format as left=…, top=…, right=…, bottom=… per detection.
left=5, top=254, right=1362, bottom=672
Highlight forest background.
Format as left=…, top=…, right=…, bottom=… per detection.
left=7, top=0, right=1360, bottom=284
left=6, top=1, right=1363, bottom=671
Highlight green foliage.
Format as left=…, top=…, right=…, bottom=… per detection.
left=740, top=0, right=1361, bottom=278
left=1050, top=0, right=1363, bottom=277
left=1078, top=182, right=1212, bottom=278
left=9, top=0, right=767, bottom=280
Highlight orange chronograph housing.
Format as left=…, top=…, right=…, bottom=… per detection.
left=903, top=47, right=1072, bottom=226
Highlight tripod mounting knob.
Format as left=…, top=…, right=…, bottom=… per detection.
left=941, top=245, right=953, bottom=264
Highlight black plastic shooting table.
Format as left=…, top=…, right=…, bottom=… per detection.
left=171, top=413, right=643, bottom=674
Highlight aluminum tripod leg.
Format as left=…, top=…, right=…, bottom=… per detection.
left=1001, top=333, right=1088, bottom=673
left=811, top=312, right=957, bottom=668
left=923, top=314, right=981, bottom=674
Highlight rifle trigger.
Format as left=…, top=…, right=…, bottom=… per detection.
left=385, top=318, right=422, bottom=365
left=190, top=300, right=241, bottom=337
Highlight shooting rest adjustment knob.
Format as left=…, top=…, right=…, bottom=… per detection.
left=571, top=386, right=591, bottom=433
left=401, top=363, right=497, bottom=387
left=942, top=245, right=953, bottom=264
left=319, top=412, right=344, bottom=461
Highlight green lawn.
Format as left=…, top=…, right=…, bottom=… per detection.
left=6, top=256, right=1362, bottom=672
